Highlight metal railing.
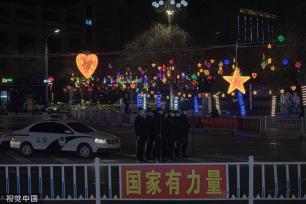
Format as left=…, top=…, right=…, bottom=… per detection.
left=71, top=109, right=306, bottom=137
left=1, top=156, right=306, bottom=204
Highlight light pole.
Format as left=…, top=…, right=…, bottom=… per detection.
left=44, top=28, right=60, bottom=107
left=152, top=0, right=188, bottom=27
left=152, top=0, right=188, bottom=109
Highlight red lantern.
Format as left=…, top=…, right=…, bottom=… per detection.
left=169, top=59, right=174, bottom=64
left=72, top=88, right=77, bottom=92
left=251, top=73, right=257, bottom=79
left=295, top=61, right=302, bottom=69
left=63, top=88, right=67, bottom=93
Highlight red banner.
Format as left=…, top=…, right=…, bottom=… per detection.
left=121, top=165, right=227, bottom=199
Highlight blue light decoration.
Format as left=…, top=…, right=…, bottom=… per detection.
left=282, top=59, right=289, bottom=66
left=158, top=72, right=163, bottom=79
left=157, top=93, right=161, bottom=108
left=137, top=93, right=143, bottom=108
left=143, top=94, right=147, bottom=110
left=193, top=96, right=199, bottom=113
left=223, top=59, right=230, bottom=65
left=85, top=19, right=92, bottom=26
left=174, top=96, right=179, bottom=110
left=238, top=92, right=246, bottom=116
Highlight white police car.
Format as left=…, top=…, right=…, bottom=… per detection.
left=10, top=121, right=121, bottom=158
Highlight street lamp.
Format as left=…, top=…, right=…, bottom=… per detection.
left=152, top=0, right=188, bottom=27
left=44, top=28, right=60, bottom=107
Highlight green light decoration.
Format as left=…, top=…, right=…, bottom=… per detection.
left=2, top=77, right=13, bottom=83
left=261, top=61, right=268, bottom=69
left=277, top=35, right=285, bottom=42
left=191, top=74, right=197, bottom=80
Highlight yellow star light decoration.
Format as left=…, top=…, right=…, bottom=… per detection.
left=223, top=68, right=250, bottom=94
left=197, top=62, right=202, bottom=68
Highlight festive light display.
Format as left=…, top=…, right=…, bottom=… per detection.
left=251, top=73, right=257, bottom=79
left=143, top=94, right=147, bottom=110
left=156, top=93, right=161, bottom=108
left=295, top=61, right=302, bottom=69
left=174, top=96, right=179, bottom=110
left=282, top=59, right=289, bottom=66
left=213, top=93, right=220, bottom=114
left=76, top=53, right=98, bottom=79
left=223, top=68, right=250, bottom=94
left=302, top=86, right=306, bottom=106
left=2, top=77, right=13, bottom=83
left=277, top=35, right=285, bottom=42
left=271, top=95, right=277, bottom=117
left=137, top=93, right=142, bottom=108
left=193, top=96, right=198, bottom=113
left=238, top=92, right=246, bottom=116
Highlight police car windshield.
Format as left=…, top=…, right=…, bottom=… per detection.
left=66, top=122, right=96, bottom=133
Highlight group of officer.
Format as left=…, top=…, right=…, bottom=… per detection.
left=134, top=108, right=190, bottom=162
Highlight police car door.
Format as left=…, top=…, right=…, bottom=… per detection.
left=28, top=122, right=53, bottom=149
left=40, top=122, right=74, bottom=151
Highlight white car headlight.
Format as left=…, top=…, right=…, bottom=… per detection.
left=94, top=138, right=107, bottom=144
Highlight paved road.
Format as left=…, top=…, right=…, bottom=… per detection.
left=1, top=114, right=306, bottom=164
left=1, top=115, right=306, bottom=204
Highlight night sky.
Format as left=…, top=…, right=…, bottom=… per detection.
left=12, top=0, right=306, bottom=48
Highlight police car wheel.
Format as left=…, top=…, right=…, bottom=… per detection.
left=20, top=143, right=33, bottom=157
left=78, top=144, right=92, bottom=158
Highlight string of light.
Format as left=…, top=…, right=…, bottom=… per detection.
left=0, top=42, right=305, bottom=58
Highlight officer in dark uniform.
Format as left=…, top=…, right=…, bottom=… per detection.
left=174, top=111, right=183, bottom=158
left=134, top=108, right=147, bottom=162
left=152, top=108, right=165, bottom=161
left=167, top=111, right=177, bottom=160
left=145, top=109, right=155, bottom=160
left=180, top=111, right=190, bottom=157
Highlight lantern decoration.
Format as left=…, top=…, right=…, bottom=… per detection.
left=48, top=76, right=54, bottom=91
left=269, top=90, right=272, bottom=95
left=253, top=90, right=257, bottom=96
left=291, top=85, right=297, bottom=91
left=169, top=59, right=174, bottom=64
left=223, top=68, right=250, bottom=94
left=63, top=88, right=67, bottom=93
left=295, top=61, right=302, bottom=69
left=76, top=53, right=98, bottom=79
left=251, top=73, right=257, bottom=79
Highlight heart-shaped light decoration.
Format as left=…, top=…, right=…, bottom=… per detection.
left=76, top=53, right=98, bottom=79
left=251, top=73, right=257, bottom=79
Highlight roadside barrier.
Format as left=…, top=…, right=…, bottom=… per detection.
left=1, top=156, right=306, bottom=204
left=71, top=109, right=305, bottom=137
